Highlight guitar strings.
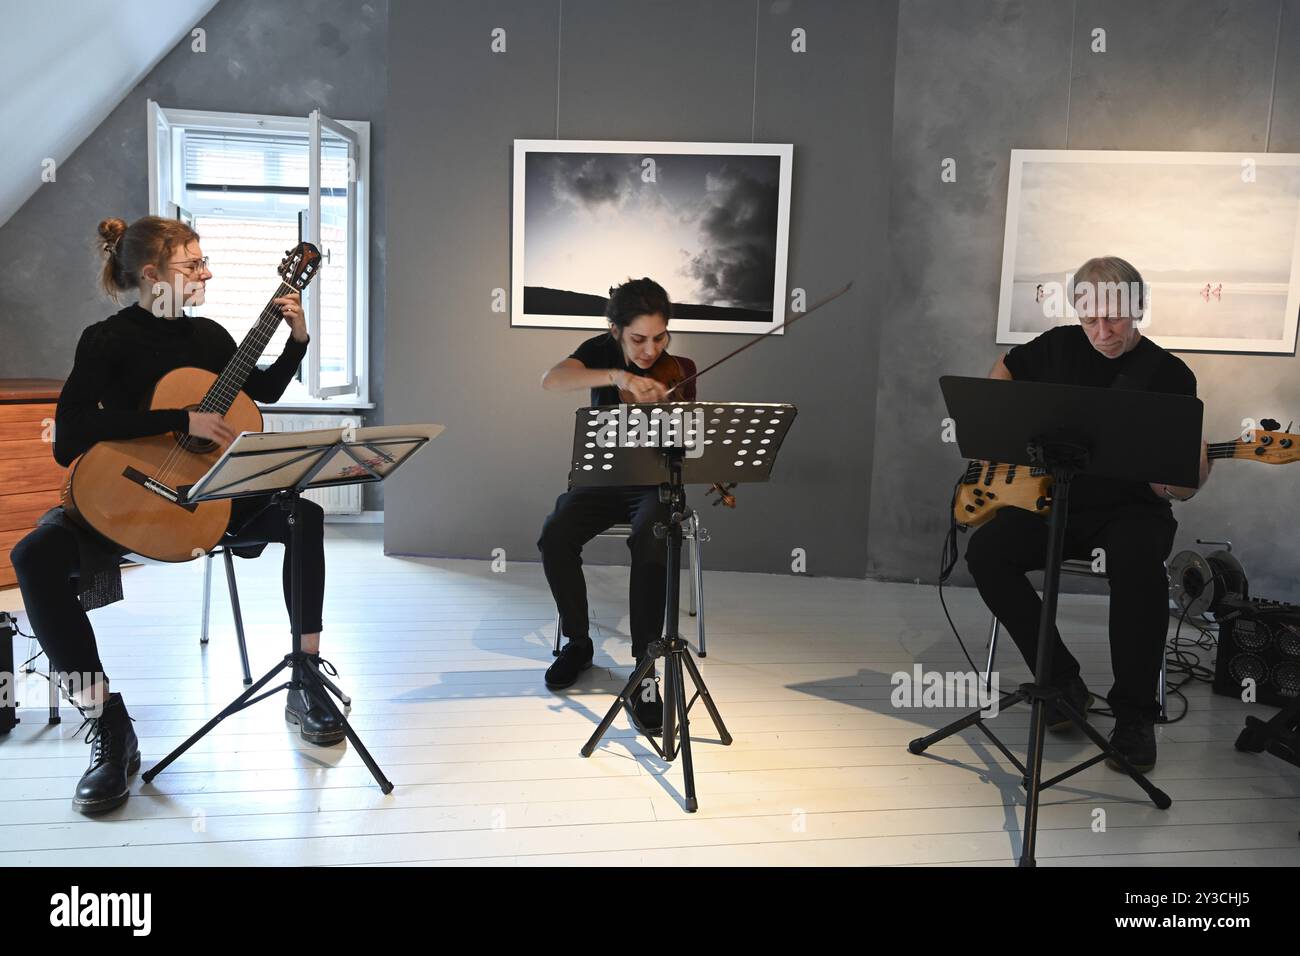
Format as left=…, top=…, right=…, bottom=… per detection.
left=152, top=292, right=286, bottom=487
left=151, top=280, right=297, bottom=489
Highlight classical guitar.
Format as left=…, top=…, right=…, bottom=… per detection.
left=62, top=243, right=322, bottom=562
left=954, top=418, right=1300, bottom=529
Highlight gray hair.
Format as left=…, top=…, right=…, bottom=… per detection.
left=1069, top=255, right=1146, bottom=321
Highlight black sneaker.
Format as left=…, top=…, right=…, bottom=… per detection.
left=1045, top=676, right=1094, bottom=733
left=545, top=637, right=593, bottom=689
left=285, top=674, right=346, bottom=746
left=73, top=692, right=140, bottom=816
left=629, top=659, right=663, bottom=733
left=1106, top=715, right=1157, bottom=772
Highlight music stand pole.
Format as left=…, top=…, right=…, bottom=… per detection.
left=579, top=447, right=732, bottom=813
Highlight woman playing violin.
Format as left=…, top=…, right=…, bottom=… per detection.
left=537, top=277, right=695, bottom=731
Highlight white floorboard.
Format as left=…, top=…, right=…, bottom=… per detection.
left=1, top=524, right=1297, bottom=866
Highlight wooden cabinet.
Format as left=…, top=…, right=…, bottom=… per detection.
left=0, top=380, right=64, bottom=589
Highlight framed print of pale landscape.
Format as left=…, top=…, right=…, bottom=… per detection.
left=996, top=149, right=1300, bottom=354
left=511, top=139, right=793, bottom=334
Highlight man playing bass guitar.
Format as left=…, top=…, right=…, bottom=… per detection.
left=965, top=256, right=1212, bottom=772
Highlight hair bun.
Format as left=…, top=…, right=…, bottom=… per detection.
left=97, top=217, right=127, bottom=254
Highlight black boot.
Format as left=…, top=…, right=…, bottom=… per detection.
left=629, top=658, right=663, bottom=734
left=73, top=692, right=140, bottom=816
left=285, top=665, right=346, bottom=746
left=545, top=636, right=593, bottom=689
left=1106, top=714, right=1157, bottom=772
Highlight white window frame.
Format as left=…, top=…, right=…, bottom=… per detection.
left=147, top=101, right=372, bottom=410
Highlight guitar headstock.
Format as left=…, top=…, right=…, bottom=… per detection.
left=1226, top=418, right=1300, bottom=465
left=278, top=242, right=322, bottom=291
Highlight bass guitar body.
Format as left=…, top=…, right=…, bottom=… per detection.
left=954, top=462, right=1052, bottom=529
left=62, top=367, right=263, bottom=562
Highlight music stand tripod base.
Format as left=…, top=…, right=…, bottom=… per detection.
left=141, top=424, right=442, bottom=795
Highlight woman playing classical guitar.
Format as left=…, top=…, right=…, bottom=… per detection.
left=11, top=215, right=342, bottom=816
left=538, top=277, right=699, bottom=733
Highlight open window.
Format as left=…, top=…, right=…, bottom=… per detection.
left=147, top=100, right=371, bottom=407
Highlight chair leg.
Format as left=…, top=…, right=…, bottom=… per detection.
left=223, top=551, right=253, bottom=686
left=200, top=552, right=214, bottom=645
left=553, top=611, right=562, bottom=657
left=687, top=519, right=697, bottom=617
left=17, top=629, right=56, bottom=721
left=983, top=615, right=1000, bottom=694
left=692, top=517, right=706, bottom=658
left=1157, top=644, right=1169, bottom=723
left=47, top=673, right=60, bottom=725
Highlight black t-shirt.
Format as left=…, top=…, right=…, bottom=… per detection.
left=53, top=303, right=308, bottom=466
left=569, top=333, right=653, bottom=406
left=1003, top=325, right=1197, bottom=512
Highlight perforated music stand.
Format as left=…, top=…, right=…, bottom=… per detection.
left=572, top=401, right=796, bottom=812
left=142, top=423, right=443, bottom=794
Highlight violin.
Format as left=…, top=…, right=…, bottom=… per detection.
left=612, top=281, right=855, bottom=511
left=617, top=351, right=689, bottom=404
left=618, top=352, right=737, bottom=507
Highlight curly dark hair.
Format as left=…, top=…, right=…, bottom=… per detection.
left=605, top=277, right=671, bottom=331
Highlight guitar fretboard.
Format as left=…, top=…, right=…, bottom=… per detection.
left=961, top=461, right=1048, bottom=484
left=196, top=281, right=297, bottom=415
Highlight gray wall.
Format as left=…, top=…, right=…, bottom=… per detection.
left=8, top=0, right=1300, bottom=595
left=0, top=0, right=388, bottom=509
left=385, top=0, right=898, bottom=575
left=868, top=0, right=1300, bottom=601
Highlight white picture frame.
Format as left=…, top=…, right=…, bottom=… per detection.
left=512, top=139, right=793, bottom=334
left=996, top=148, right=1300, bottom=354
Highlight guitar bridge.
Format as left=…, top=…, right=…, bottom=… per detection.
left=122, top=467, right=199, bottom=513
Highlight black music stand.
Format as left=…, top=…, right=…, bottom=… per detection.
left=142, top=423, right=443, bottom=794
left=911, top=376, right=1202, bottom=866
left=573, top=401, right=797, bottom=812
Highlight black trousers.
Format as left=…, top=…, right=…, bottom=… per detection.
left=538, top=485, right=676, bottom=659
left=11, top=496, right=325, bottom=682
left=964, top=504, right=1176, bottom=721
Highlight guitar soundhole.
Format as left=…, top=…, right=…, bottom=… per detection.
left=174, top=430, right=218, bottom=455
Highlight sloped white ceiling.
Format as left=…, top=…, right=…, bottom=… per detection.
left=0, top=0, right=220, bottom=227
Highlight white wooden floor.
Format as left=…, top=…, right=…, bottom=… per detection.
left=2, top=524, right=1298, bottom=867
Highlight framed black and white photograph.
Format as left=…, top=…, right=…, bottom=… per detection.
left=996, top=149, right=1300, bottom=354
left=511, top=139, right=793, bottom=333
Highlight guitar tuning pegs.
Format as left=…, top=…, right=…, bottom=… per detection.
left=1260, top=418, right=1280, bottom=431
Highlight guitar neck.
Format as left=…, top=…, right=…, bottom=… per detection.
left=1208, top=435, right=1300, bottom=464
left=963, top=432, right=1300, bottom=490
left=197, top=281, right=296, bottom=415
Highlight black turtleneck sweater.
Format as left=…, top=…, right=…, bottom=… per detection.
left=53, top=303, right=309, bottom=467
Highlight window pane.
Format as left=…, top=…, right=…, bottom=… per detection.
left=192, top=216, right=302, bottom=377
left=184, top=131, right=309, bottom=188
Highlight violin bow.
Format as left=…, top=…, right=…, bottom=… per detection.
left=664, top=281, right=854, bottom=397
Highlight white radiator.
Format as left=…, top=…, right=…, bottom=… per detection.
left=261, top=413, right=364, bottom=515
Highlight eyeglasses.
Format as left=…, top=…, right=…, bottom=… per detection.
left=167, top=256, right=210, bottom=273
